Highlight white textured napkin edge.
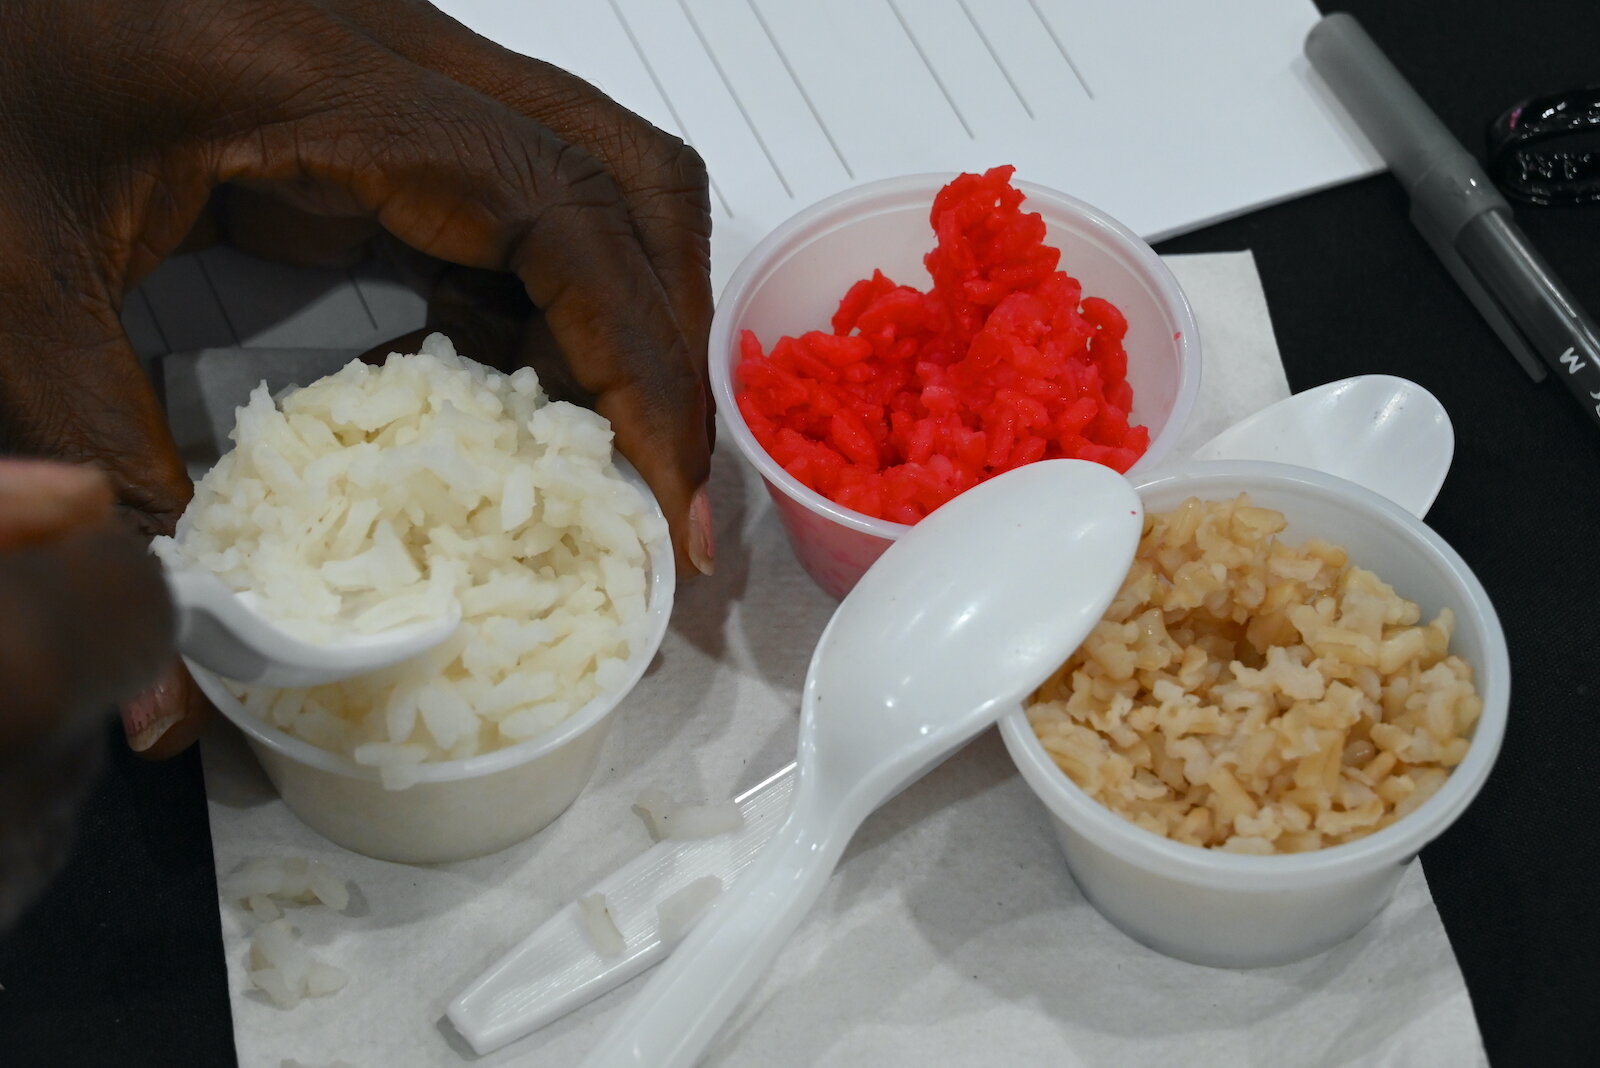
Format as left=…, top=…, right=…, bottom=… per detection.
left=1165, top=252, right=1292, bottom=458
left=195, top=251, right=1486, bottom=1068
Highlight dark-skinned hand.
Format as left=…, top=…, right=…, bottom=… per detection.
left=0, top=0, right=716, bottom=761
left=0, top=459, right=174, bottom=929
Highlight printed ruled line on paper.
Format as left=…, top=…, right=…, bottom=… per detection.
left=744, top=0, right=854, bottom=179
left=1026, top=0, right=1094, bottom=101
left=676, top=0, right=793, bottom=198
left=135, top=286, right=171, bottom=354
left=956, top=0, right=1033, bottom=118
left=347, top=266, right=379, bottom=332
left=885, top=0, right=975, bottom=140
left=606, top=0, right=735, bottom=217
left=194, top=252, right=241, bottom=346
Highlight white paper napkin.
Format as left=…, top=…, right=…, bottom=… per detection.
left=197, top=252, right=1486, bottom=1068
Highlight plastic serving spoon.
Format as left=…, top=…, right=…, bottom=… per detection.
left=576, top=459, right=1142, bottom=1068
left=445, top=373, right=1454, bottom=1057
left=1189, top=374, right=1454, bottom=516
left=166, top=567, right=461, bottom=689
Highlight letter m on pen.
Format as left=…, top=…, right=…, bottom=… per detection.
left=1559, top=346, right=1586, bottom=374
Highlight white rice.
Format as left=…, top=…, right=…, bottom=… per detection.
left=248, top=918, right=349, bottom=1010
left=631, top=789, right=745, bottom=842
left=657, top=876, right=723, bottom=943
left=154, top=335, right=664, bottom=787
left=246, top=894, right=282, bottom=924
left=578, top=892, right=626, bottom=957
left=230, top=858, right=356, bottom=1010
left=225, top=857, right=349, bottom=913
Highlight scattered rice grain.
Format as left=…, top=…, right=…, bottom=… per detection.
left=657, top=876, right=724, bottom=943
left=578, top=892, right=626, bottom=957
left=632, top=790, right=746, bottom=842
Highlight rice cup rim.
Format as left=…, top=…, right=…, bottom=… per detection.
left=998, top=459, right=1510, bottom=890
left=192, top=459, right=676, bottom=786
left=707, top=171, right=1201, bottom=540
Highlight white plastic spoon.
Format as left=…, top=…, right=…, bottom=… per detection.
left=446, top=373, right=1454, bottom=1056
left=1189, top=374, right=1453, bottom=516
left=166, top=567, right=460, bottom=689
left=577, top=459, right=1142, bottom=1068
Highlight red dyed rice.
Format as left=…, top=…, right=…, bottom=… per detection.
left=736, top=166, right=1148, bottom=523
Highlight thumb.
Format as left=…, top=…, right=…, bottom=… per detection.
left=0, top=459, right=116, bottom=549
left=0, top=522, right=174, bottom=753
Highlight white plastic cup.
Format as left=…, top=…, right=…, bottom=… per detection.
left=998, top=461, right=1510, bottom=968
left=192, top=480, right=676, bottom=866
left=709, top=174, right=1200, bottom=599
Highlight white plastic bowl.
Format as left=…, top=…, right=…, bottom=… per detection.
left=998, top=461, right=1510, bottom=968
left=191, top=468, right=676, bottom=865
left=709, top=173, right=1200, bottom=598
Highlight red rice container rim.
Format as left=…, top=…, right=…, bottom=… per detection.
left=708, top=172, right=1202, bottom=544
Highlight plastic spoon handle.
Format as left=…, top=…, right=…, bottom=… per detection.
left=577, top=786, right=847, bottom=1068
left=445, top=763, right=797, bottom=1054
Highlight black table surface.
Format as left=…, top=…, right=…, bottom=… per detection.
left=4, top=2, right=1597, bottom=1065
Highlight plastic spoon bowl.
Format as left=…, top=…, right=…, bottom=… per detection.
left=1190, top=374, right=1453, bottom=516
left=578, top=459, right=1143, bottom=1068
left=165, top=567, right=460, bottom=689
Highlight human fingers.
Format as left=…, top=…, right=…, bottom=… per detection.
left=0, top=460, right=115, bottom=550
left=120, top=662, right=211, bottom=760
left=0, top=522, right=174, bottom=754
left=218, top=183, right=384, bottom=270
left=0, top=495, right=150, bottom=929
left=335, top=0, right=715, bottom=388
left=0, top=320, right=192, bottom=541
left=323, top=0, right=715, bottom=571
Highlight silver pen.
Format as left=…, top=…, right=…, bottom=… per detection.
left=1307, top=12, right=1600, bottom=431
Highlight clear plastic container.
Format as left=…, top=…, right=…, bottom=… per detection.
left=191, top=476, right=676, bottom=865
left=709, top=173, right=1201, bottom=598
left=998, top=461, right=1510, bottom=968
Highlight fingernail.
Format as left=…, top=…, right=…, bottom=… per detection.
left=120, top=665, right=184, bottom=753
left=688, top=485, right=716, bottom=577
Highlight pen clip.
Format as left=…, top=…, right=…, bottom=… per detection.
left=1409, top=200, right=1549, bottom=383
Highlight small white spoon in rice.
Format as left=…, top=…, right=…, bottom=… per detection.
left=166, top=566, right=461, bottom=688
